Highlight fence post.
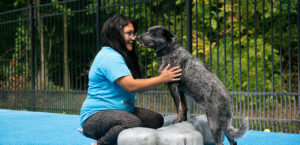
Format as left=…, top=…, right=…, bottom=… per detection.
left=186, top=0, right=194, bottom=117
left=30, top=5, right=36, bottom=111
left=297, top=0, right=300, bottom=120
left=96, top=0, right=100, bottom=49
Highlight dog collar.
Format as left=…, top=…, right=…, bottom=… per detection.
left=157, top=47, right=171, bottom=57
left=156, top=43, right=178, bottom=57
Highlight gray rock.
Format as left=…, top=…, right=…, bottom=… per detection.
left=157, top=121, right=203, bottom=145
left=118, top=115, right=218, bottom=145
left=163, top=114, right=220, bottom=145
left=118, top=127, right=158, bottom=145
left=189, top=115, right=216, bottom=145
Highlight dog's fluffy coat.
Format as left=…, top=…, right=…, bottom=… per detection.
left=137, top=26, right=248, bottom=145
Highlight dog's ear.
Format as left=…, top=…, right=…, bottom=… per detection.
left=162, top=29, right=175, bottom=42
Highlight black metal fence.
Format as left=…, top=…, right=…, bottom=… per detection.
left=0, top=0, right=299, bottom=133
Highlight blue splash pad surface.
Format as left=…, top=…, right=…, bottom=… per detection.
left=0, top=109, right=299, bottom=145
left=0, top=109, right=94, bottom=145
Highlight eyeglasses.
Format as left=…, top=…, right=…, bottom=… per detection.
left=124, top=31, right=137, bottom=38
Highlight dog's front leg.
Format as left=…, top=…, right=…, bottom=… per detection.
left=168, top=83, right=187, bottom=124
left=179, top=90, right=187, bottom=121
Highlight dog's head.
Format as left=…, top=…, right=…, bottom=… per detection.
left=137, top=26, right=177, bottom=53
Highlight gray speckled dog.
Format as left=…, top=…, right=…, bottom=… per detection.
left=137, top=26, right=248, bottom=145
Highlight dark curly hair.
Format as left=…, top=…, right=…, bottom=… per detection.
left=100, top=14, right=141, bottom=79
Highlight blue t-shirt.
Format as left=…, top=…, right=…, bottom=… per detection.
left=80, top=46, right=136, bottom=126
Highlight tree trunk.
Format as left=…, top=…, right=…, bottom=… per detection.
left=34, top=0, right=48, bottom=89
left=63, top=3, right=70, bottom=89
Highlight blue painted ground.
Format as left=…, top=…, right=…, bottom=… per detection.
left=0, top=109, right=299, bottom=145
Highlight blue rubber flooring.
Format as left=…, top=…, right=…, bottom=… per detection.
left=0, top=109, right=299, bottom=145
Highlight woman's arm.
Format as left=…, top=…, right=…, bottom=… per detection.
left=116, top=64, right=182, bottom=92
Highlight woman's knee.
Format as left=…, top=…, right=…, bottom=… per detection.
left=120, top=115, right=142, bottom=129
left=133, top=107, right=164, bottom=129
left=151, top=113, right=164, bottom=128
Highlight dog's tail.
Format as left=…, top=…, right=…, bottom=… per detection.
left=225, top=117, right=249, bottom=139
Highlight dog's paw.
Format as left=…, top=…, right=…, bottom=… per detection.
left=171, top=119, right=182, bottom=124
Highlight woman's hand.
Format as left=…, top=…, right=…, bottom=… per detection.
left=159, top=64, right=182, bottom=83
left=116, top=64, right=182, bottom=92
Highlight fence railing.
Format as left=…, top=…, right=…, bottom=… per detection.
left=0, top=0, right=299, bottom=133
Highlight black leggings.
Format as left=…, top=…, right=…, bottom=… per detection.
left=82, top=107, right=164, bottom=145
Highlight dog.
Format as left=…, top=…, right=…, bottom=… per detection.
left=137, top=26, right=248, bottom=145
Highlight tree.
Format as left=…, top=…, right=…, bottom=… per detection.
left=63, top=2, right=70, bottom=89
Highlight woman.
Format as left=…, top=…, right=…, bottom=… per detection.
left=80, top=14, right=182, bottom=145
